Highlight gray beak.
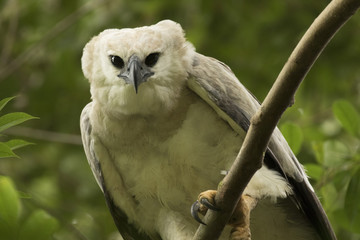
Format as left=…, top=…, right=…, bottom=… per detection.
left=118, top=55, right=154, bottom=93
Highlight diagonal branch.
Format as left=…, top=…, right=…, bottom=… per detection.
left=192, top=0, right=360, bottom=239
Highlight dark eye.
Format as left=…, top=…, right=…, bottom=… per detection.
left=110, top=55, right=124, bottom=68
left=145, top=52, right=160, bottom=67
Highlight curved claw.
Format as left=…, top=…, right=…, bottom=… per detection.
left=200, top=198, right=221, bottom=211
left=191, top=201, right=206, bottom=225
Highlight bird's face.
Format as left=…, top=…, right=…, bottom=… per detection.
left=82, top=20, right=195, bottom=116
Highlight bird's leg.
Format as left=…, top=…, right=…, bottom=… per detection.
left=191, top=190, right=257, bottom=240
left=228, top=195, right=257, bottom=240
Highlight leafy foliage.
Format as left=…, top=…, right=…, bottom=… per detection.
left=302, top=100, right=360, bottom=239
left=0, top=97, right=36, bottom=158
left=0, top=176, right=20, bottom=233
left=0, top=97, right=16, bottom=112
left=333, top=99, right=360, bottom=137
left=280, top=122, right=304, bottom=155
left=0, top=0, right=359, bottom=239
left=0, top=176, right=59, bottom=240
left=0, top=112, right=38, bottom=133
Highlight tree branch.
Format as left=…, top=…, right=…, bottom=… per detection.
left=192, top=0, right=360, bottom=239
left=3, top=126, right=82, bottom=145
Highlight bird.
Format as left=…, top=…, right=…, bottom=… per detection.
left=80, top=20, right=336, bottom=240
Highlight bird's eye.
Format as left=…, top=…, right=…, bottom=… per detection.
left=110, top=55, right=124, bottom=68
left=145, top=52, right=160, bottom=67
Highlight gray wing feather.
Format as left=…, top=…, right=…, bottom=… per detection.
left=80, top=103, right=154, bottom=240
left=187, top=52, right=336, bottom=240
left=80, top=103, right=104, bottom=191
left=188, top=53, right=304, bottom=180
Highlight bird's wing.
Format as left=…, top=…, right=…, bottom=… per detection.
left=187, top=52, right=336, bottom=240
left=80, top=103, right=154, bottom=240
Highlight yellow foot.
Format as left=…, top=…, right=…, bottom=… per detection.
left=191, top=190, right=257, bottom=240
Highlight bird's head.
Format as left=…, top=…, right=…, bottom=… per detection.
left=81, top=20, right=195, bottom=115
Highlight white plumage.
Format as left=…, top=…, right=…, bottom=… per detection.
left=80, top=20, right=336, bottom=240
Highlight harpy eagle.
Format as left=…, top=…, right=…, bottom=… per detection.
left=80, top=20, right=336, bottom=240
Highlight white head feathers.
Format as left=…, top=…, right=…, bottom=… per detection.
left=81, top=20, right=195, bottom=115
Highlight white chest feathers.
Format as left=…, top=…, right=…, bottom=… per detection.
left=90, top=93, right=294, bottom=237
left=91, top=92, right=291, bottom=218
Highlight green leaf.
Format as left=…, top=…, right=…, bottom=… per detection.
left=320, top=183, right=339, bottom=211
left=333, top=209, right=351, bottom=232
left=0, top=96, right=16, bottom=112
left=0, top=112, right=38, bottom=133
left=344, top=168, right=360, bottom=233
left=0, top=142, right=19, bottom=158
left=19, top=210, right=59, bottom=240
left=311, top=141, right=324, bottom=164
left=5, top=139, right=34, bottom=150
left=304, top=163, right=324, bottom=181
left=280, top=122, right=303, bottom=155
left=323, top=140, right=350, bottom=167
left=333, top=100, right=360, bottom=136
left=18, top=191, right=32, bottom=199
left=0, top=176, right=21, bottom=226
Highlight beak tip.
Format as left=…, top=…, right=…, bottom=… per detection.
left=118, top=55, right=153, bottom=94
left=134, top=85, right=139, bottom=94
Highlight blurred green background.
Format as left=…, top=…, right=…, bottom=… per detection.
left=0, top=0, right=359, bottom=239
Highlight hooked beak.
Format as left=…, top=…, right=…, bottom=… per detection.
left=118, top=55, right=154, bottom=93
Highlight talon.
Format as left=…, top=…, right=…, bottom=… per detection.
left=191, top=201, right=206, bottom=225
left=200, top=198, right=221, bottom=211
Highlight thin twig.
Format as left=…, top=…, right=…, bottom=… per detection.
left=4, top=126, right=82, bottom=145
left=192, top=0, right=360, bottom=239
